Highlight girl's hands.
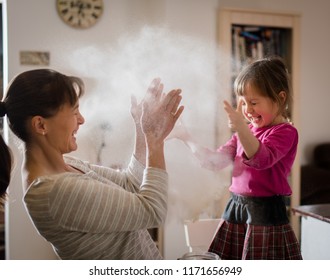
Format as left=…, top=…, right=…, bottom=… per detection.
left=224, top=99, right=259, bottom=159
left=223, top=99, right=247, bottom=132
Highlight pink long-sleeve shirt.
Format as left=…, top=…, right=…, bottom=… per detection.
left=218, top=123, right=298, bottom=197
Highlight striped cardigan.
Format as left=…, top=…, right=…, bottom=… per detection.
left=23, top=155, right=168, bottom=260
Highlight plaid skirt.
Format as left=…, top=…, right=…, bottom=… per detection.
left=208, top=194, right=302, bottom=260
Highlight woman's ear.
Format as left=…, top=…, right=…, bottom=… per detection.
left=31, top=116, right=47, bottom=136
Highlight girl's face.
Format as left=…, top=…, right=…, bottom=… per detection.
left=46, top=101, right=85, bottom=154
left=239, top=83, right=283, bottom=128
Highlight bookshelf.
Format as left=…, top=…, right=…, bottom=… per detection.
left=217, top=8, right=301, bottom=236
left=231, top=25, right=292, bottom=110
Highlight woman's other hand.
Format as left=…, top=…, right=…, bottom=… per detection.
left=141, top=78, right=184, bottom=144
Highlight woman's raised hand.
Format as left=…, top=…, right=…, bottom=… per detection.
left=130, top=78, right=164, bottom=127
left=141, top=78, right=184, bottom=143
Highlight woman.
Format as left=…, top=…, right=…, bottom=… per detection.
left=0, top=69, right=184, bottom=259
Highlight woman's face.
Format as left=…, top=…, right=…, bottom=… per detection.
left=46, top=101, right=85, bottom=154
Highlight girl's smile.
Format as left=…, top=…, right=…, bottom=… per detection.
left=239, top=83, right=285, bottom=128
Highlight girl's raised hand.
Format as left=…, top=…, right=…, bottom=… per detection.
left=223, top=100, right=246, bottom=131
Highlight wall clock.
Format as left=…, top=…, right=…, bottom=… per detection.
left=56, top=0, right=104, bottom=29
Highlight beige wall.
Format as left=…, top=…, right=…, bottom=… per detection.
left=7, top=0, right=330, bottom=163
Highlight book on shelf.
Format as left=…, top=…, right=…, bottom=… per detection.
left=231, top=25, right=292, bottom=73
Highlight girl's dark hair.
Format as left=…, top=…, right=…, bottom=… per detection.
left=234, top=56, right=292, bottom=120
left=0, top=69, right=84, bottom=208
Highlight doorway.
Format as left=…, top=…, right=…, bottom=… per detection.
left=0, top=0, right=5, bottom=259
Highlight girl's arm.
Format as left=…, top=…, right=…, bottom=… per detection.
left=168, top=121, right=234, bottom=171
left=223, top=100, right=259, bottom=159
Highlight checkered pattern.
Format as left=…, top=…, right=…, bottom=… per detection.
left=208, top=219, right=302, bottom=260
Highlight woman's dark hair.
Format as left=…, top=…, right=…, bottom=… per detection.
left=5, top=69, right=84, bottom=142
left=234, top=56, right=292, bottom=120
left=0, top=69, right=84, bottom=208
left=0, top=135, right=12, bottom=210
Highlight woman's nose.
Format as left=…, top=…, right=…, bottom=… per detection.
left=78, top=112, right=85, bottom=124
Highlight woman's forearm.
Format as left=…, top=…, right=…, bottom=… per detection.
left=145, top=140, right=165, bottom=170
left=133, top=125, right=146, bottom=166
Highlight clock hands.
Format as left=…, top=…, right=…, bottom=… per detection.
left=57, top=0, right=103, bottom=29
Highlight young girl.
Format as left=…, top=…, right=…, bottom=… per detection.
left=172, top=57, right=302, bottom=259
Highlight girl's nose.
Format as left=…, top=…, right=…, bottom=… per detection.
left=245, top=104, right=253, bottom=113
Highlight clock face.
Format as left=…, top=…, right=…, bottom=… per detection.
left=57, top=0, right=104, bottom=29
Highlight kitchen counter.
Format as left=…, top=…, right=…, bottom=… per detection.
left=292, top=204, right=330, bottom=223
left=292, top=203, right=330, bottom=260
